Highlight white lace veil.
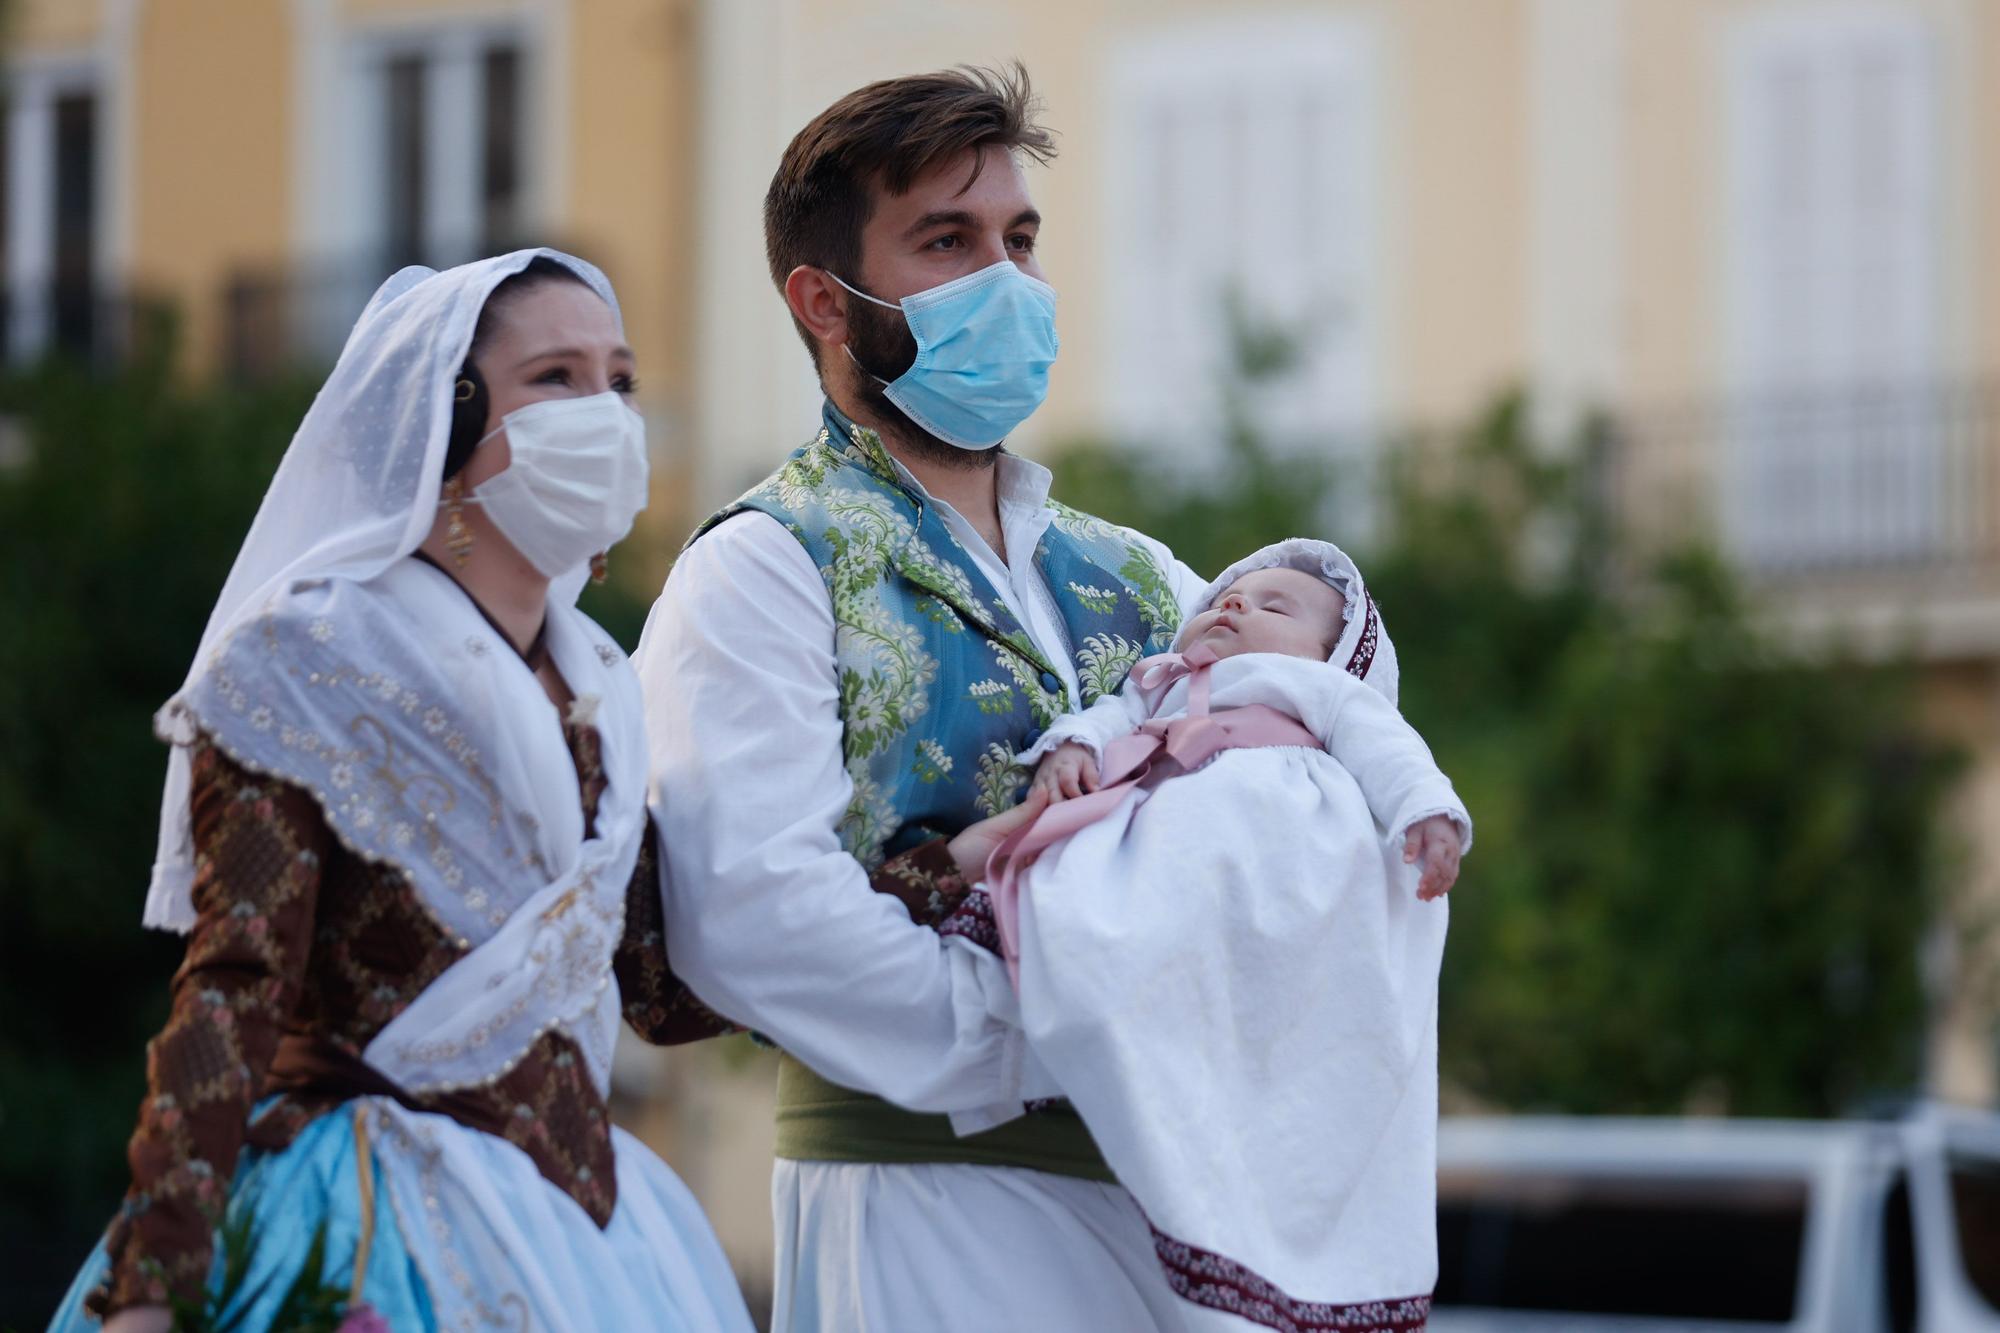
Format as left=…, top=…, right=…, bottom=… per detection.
left=145, top=248, right=624, bottom=927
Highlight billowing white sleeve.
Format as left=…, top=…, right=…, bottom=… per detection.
left=1325, top=683, right=1472, bottom=852
left=634, top=511, right=1059, bottom=1113
left=1228, top=658, right=1472, bottom=852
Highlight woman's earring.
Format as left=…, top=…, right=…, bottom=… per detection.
left=443, top=476, right=476, bottom=567
left=589, top=552, right=609, bottom=585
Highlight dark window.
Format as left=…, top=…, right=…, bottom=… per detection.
left=1883, top=1173, right=1918, bottom=1333
left=51, top=91, right=96, bottom=356
left=383, top=54, right=426, bottom=268
left=1434, top=1171, right=1808, bottom=1322
left=480, top=45, right=522, bottom=251
left=1953, top=1155, right=2000, bottom=1314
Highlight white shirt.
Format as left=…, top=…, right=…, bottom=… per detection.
left=634, top=450, right=1207, bottom=1114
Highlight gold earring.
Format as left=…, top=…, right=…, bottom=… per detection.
left=443, top=476, right=476, bottom=567
left=589, top=551, right=609, bottom=585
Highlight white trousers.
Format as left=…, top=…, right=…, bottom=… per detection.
left=770, top=1160, right=1191, bottom=1332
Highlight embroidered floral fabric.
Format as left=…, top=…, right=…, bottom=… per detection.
left=689, top=404, right=1182, bottom=872
left=95, top=725, right=726, bottom=1317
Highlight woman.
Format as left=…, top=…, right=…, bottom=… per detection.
left=51, top=251, right=755, bottom=1332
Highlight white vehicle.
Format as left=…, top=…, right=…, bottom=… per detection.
left=1430, top=1105, right=2000, bottom=1332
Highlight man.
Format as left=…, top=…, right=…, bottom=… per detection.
left=635, top=65, right=1208, bottom=1330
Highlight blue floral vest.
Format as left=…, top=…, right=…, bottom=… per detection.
left=688, top=403, right=1184, bottom=1180
left=691, top=403, right=1183, bottom=866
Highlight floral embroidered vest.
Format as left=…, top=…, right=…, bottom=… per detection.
left=690, top=403, right=1183, bottom=867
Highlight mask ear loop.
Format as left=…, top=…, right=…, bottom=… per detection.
left=823, top=271, right=906, bottom=389
left=822, top=269, right=903, bottom=311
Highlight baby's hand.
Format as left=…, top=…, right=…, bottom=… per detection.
left=1032, top=742, right=1100, bottom=802
left=1403, top=816, right=1462, bottom=901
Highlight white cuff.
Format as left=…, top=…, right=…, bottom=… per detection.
left=1389, top=801, right=1473, bottom=855
left=950, top=1102, right=1029, bottom=1136
left=947, top=1040, right=1065, bottom=1136
left=1020, top=721, right=1105, bottom=767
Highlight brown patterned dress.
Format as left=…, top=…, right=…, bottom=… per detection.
left=90, top=709, right=730, bottom=1316
left=92, top=716, right=981, bottom=1319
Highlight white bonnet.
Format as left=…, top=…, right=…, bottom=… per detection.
left=1176, top=537, right=1400, bottom=706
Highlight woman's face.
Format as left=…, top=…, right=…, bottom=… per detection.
left=455, top=280, right=637, bottom=493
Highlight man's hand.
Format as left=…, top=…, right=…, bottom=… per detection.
left=1403, top=815, right=1462, bottom=901
left=947, top=787, right=1052, bottom=882
left=1031, top=741, right=1099, bottom=802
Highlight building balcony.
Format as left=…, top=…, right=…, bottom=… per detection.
left=1612, top=379, right=2000, bottom=662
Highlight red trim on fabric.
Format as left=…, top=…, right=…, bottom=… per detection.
left=936, top=887, right=1001, bottom=953
left=1151, top=1226, right=1430, bottom=1333
left=1345, top=596, right=1380, bottom=682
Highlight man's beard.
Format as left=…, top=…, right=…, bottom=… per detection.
left=845, top=298, right=1001, bottom=471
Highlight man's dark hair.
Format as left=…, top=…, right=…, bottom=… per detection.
left=763, top=63, right=1056, bottom=370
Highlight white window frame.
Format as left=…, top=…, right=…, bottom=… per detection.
left=289, top=0, right=563, bottom=353
left=1719, top=2, right=1948, bottom=571
left=1101, top=12, right=1384, bottom=466
left=3, top=14, right=135, bottom=365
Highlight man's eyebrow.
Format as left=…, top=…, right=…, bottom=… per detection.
left=902, top=209, right=979, bottom=240
left=900, top=208, right=1043, bottom=240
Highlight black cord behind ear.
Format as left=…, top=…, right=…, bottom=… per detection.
left=443, top=364, right=489, bottom=480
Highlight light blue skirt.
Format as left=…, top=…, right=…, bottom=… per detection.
left=48, top=1096, right=755, bottom=1332
left=48, top=1104, right=436, bottom=1331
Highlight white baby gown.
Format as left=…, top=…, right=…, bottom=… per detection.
left=992, top=638, right=1468, bottom=1332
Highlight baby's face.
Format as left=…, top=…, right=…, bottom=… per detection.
left=1181, top=567, right=1346, bottom=662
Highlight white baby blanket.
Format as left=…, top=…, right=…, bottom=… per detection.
left=1000, top=653, right=1463, bottom=1332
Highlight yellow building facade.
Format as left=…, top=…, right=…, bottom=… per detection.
left=4, top=0, right=700, bottom=461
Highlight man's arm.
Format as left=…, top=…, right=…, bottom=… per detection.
left=634, top=512, right=1054, bottom=1113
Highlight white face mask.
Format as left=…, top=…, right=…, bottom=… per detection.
left=465, top=392, right=649, bottom=578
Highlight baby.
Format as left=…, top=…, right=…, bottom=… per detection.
left=949, top=538, right=1467, bottom=1332
left=1026, top=555, right=1464, bottom=899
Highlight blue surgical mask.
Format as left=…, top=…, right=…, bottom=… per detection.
left=829, top=260, right=1060, bottom=449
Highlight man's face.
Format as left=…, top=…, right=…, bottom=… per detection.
left=842, top=146, right=1045, bottom=459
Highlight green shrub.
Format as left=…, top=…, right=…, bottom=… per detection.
left=1050, top=367, right=1957, bottom=1118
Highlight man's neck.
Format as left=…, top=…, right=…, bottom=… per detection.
left=833, top=387, right=1006, bottom=558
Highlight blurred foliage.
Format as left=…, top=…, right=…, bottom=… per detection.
left=0, top=343, right=649, bottom=1323
left=1051, top=318, right=1961, bottom=1119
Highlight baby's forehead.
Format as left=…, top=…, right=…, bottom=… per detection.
left=1224, top=565, right=1344, bottom=605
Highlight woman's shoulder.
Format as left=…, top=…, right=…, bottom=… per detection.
left=231, top=562, right=433, bottom=642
